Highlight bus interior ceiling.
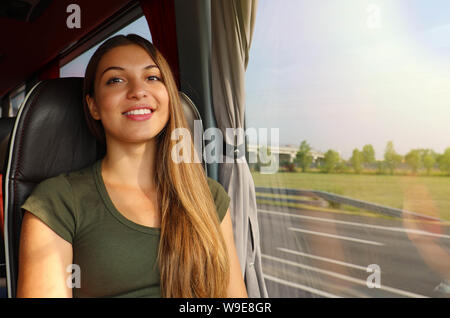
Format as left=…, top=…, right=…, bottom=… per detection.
left=0, top=0, right=137, bottom=99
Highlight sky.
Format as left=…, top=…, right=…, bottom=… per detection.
left=245, top=0, right=450, bottom=160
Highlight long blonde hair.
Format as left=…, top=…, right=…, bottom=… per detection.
left=83, top=34, right=230, bottom=297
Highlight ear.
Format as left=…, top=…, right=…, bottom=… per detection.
left=86, top=94, right=101, bottom=120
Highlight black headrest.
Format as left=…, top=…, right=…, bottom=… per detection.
left=3, top=77, right=101, bottom=297
left=7, top=78, right=101, bottom=181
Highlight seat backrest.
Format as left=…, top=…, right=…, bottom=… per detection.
left=2, top=77, right=205, bottom=297
left=3, top=78, right=100, bottom=298
left=179, top=92, right=206, bottom=173
left=0, top=118, right=15, bottom=161
left=0, top=117, right=17, bottom=232
left=0, top=117, right=15, bottom=296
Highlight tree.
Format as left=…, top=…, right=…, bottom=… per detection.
left=362, top=144, right=376, bottom=169
left=295, top=140, right=313, bottom=172
left=350, top=148, right=363, bottom=174
left=376, top=160, right=388, bottom=175
left=336, top=160, right=350, bottom=173
left=322, top=149, right=340, bottom=173
left=384, top=141, right=402, bottom=175
left=438, top=148, right=450, bottom=175
left=422, top=149, right=436, bottom=175
left=405, top=149, right=422, bottom=174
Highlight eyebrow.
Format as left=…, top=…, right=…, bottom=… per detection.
left=100, top=64, right=159, bottom=77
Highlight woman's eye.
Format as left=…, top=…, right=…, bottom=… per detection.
left=147, top=75, right=161, bottom=81
left=106, top=77, right=123, bottom=85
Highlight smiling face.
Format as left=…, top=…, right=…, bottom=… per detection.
left=86, top=44, right=170, bottom=145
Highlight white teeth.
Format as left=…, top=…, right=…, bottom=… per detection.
left=124, top=109, right=152, bottom=115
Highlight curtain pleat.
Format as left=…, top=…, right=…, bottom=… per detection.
left=211, top=0, right=267, bottom=298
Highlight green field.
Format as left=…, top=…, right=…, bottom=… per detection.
left=251, top=171, right=450, bottom=221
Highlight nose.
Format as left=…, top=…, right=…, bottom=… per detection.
left=127, top=78, right=148, bottom=100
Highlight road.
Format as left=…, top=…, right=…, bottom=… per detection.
left=257, top=202, right=450, bottom=298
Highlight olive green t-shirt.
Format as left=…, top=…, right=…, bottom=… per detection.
left=21, top=159, right=230, bottom=298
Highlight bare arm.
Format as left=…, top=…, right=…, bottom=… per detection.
left=220, top=209, right=248, bottom=298
left=17, top=211, right=73, bottom=298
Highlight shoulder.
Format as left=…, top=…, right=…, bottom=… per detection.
left=20, top=163, right=98, bottom=244
left=21, top=171, right=75, bottom=215
left=30, top=163, right=94, bottom=197
left=206, top=177, right=229, bottom=202
left=64, top=163, right=96, bottom=190
left=22, top=162, right=97, bottom=220
left=21, top=174, right=76, bottom=244
left=30, top=173, right=72, bottom=198
left=206, top=177, right=230, bottom=223
left=206, top=177, right=223, bottom=192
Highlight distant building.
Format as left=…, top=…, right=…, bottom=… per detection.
left=247, top=144, right=324, bottom=163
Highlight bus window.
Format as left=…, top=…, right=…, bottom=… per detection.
left=60, top=15, right=152, bottom=78
left=246, top=0, right=450, bottom=298
left=9, top=85, right=25, bottom=117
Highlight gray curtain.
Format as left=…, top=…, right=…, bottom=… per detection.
left=211, top=0, right=268, bottom=298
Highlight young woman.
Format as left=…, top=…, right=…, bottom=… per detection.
left=17, top=34, right=247, bottom=298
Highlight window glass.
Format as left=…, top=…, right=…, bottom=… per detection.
left=60, top=15, right=152, bottom=78
left=246, top=0, right=450, bottom=298
left=9, top=86, right=25, bottom=116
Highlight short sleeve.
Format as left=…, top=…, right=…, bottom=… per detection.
left=206, top=177, right=231, bottom=223
left=21, top=175, right=76, bottom=244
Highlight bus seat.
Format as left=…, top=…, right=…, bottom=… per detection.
left=179, top=91, right=206, bottom=174
left=3, top=78, right=101, bottom=298
left=2, top=77, right=204, bottom=297
left=0, top=117, right=15, bottom=298
left=0, top=118, right=15, bottom=156
left=0, top=118, right=16, bottom=232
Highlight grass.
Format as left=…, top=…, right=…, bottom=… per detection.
left=251, top=171, right=450, bottom=221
